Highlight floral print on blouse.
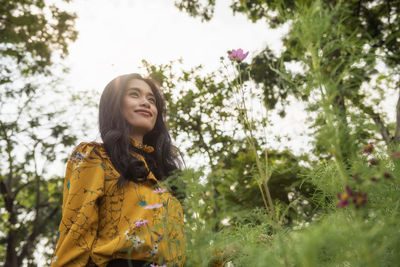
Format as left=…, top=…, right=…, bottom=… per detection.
left=51, top=141, right=186, bottom=267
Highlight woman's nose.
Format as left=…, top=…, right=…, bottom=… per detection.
left=139, top=97, right=151, bottom=108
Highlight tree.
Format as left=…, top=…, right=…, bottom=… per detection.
left=0, top=1, right=78, bottom=266
left=169, top=2, right=400, bottom=265
left=141, top=59, right=317, bottom=230
left=216, top=148, right=315, bottom=225
left=173, top=0, right=400, bottom=152
left=1, top=0, right=77, bottom=76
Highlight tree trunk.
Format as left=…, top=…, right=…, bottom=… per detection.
left=354, top=101, right=392, bottom=147
left=5, top=205, right=18, bottom=267
left=333, top=92, right=352, bottom=167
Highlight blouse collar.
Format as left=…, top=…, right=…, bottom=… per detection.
left=130, top=138, right=154, bottom=153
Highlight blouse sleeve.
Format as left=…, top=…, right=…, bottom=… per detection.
left=51, top=143, right=105, bottom=267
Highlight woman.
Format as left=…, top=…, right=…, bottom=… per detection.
left=51, top=74, right=186, bottom=267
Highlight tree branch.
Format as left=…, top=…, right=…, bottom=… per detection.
left=355, top=100, right=392, bottom=146
left=17, top=206, right=60, bottom=265
left=0, top=180, right=12, bottom=211
left=13, top=180, right=34, bottom=198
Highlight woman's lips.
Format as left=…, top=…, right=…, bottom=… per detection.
left=135, top=110, right=152, bottom=116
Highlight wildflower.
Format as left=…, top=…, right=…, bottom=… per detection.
left=150, top=264, right=166, bottom=267
left=153, top=187, right=167, bottom=194
left=228, top=48, right=249, bottom=62
left=144, top=203, right=163, bottom=209
left=353, top=192, right=367, bottom=208
left=134, top=219, right=149, bottom=228
left=362, top=142, right=374, bottom=154
left=337, top=186, right=367, bottom=209
left=368, top=158, right=378, bottom=166
left=351, top=173, right=360, bottom=181
left=383, top=172, right=393, bottom=179
left=337, top=186, right=353, bottom=208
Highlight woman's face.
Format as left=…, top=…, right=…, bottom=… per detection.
left=121, top=79, right=158, bottom=140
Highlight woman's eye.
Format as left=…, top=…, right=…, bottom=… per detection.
left=148, top=98, right=156, bottom=104
left=129, top=92, right=139, bottom=97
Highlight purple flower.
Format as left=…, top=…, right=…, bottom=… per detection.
left=134, top=219, right=149, bottom=228
left=144, top=203, right=163, bottom=209
left=228, top=49, right=249, bottom=62
left=368, top=158, right=378, bottom=166
left=337, top=186, right=353, bottom=208
left=362, top=142, right=374, bottom=154
left=353, top=192, right=367, bottom=208
left=153, top=188, right=167, bottom=194
left=337, top=199, right=349, bottom=208
left=383, top=172, right=392, bottom=179
left=337, top=186, right=367, bottom=209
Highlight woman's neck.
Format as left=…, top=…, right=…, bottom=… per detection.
left=129, top=134, right=143, bottom=144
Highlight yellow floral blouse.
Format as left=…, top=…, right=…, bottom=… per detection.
left=51, top=141, right=186, bottom=267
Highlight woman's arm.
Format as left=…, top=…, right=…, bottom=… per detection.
left=51, top=143, right=105, bottom=267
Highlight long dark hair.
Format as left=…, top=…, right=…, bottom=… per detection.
left=99, top=73, right=180, bottom=184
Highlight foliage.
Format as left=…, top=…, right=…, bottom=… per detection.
left=0, top=0, right=77, bottom=76
left=174, top=0, right=400, bottom=152
left=0, top=75, right=84, bottom=267
left=216, top=149, right=316, bottom=225
left=142, top=59, right=239, bottom=164
left=141, top=59, right=313, bottom=229
left=0, top=1, right=78, bottom=266
left=165, top=1, right=400, bottom=266
left=174, top=0, right=216, bottom=22
left=3, top=0, right=400, bottom=266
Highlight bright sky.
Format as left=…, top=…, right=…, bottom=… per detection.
left=62, top=0, right=312, bottom=161
left=65, top=0, right=284, bottom=89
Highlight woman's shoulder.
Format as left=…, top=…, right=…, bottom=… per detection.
left=69, top=141, right=109, bottom=161
left=65, top=142, right=108, bottom=191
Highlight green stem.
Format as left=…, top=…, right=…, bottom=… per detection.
left=312, top=47, right=347, bottom=184
left=235, top=63, right=278, bottom=224
left=248, top=136, right=277, bottom=225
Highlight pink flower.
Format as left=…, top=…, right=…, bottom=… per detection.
left=134, top=219, right=148, bottom=228
left=153, top=188, right=167, bottom=194
left=353, top=192, right=367, bottom=208
left=337, top=186, right=367, bottom=209
left=337, top=186, right=353, bottom=208
left=228, top=48, right=249, bottom=62
left=362, top=142, right=374, bottom=154
left=144, top=203, right=163, bottom=209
